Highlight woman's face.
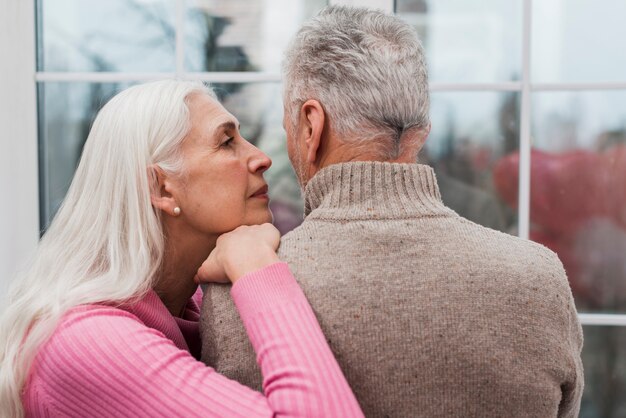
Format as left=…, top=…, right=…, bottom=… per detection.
left=171, top=93, right=273, bottom=236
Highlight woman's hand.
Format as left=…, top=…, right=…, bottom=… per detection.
left=195, top=223, right=281, bottom=284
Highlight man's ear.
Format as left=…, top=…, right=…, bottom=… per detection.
left=397, top=124, right=432, bottom=163
left=415, top=123, right=431, bottom=152
left=148, top=165, right=180, bottom=217
left=298, top=99, right=326, bottom=164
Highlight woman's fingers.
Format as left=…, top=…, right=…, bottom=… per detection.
left=195, top=224, right=282, bottom=284
left=195, top=251, right=229, bottom=284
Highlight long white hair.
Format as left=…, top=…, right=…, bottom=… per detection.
left=0, top=79, right=213, bottom=417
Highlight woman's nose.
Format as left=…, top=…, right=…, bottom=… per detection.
left=249, top=145, right=272, bottom=174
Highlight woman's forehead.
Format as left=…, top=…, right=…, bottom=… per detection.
left=189, top=95, right=239, bottom=131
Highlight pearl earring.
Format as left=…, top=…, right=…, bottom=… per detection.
left=173, top=207, right=181, bottom=216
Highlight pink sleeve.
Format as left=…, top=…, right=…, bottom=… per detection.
left=26, top=263, right=363, bottom=418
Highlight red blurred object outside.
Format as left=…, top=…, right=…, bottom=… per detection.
left=493, top=145, right=626, bottom=308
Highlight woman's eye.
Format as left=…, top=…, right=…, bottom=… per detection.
left=222, top=137, right=234, bottom=147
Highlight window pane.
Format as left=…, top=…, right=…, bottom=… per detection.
left=529, top=91, right=626, bottom=313
left=425, top=92, right=519, bottom=233
left=581, top=326, right=626, bottom=417
left=396, top=0, right=522, bottom=83
left=532, top=0, right=626, bottom=83
left=37, top=0, right=176, bottom=72
left=38, top=82, right=131, bottom=228
left=185, top=0, right=327, bottom=72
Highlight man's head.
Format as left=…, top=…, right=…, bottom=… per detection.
left=283, top=5, right=430, bottom=188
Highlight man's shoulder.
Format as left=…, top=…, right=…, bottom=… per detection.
left=459, top=217, right=550, bottom=256
left=449, top=216, right=570, bottom=286
left=278, top=219, right=325, bottom=255
left=462, top=218, right=564, bottom=270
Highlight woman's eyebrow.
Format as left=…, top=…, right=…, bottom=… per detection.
left=209, top=121, right=241, bottom=144
left=214, top=121, right=238, bottom=135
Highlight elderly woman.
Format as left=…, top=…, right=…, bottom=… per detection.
left=0, top=80, right=363, bottom=417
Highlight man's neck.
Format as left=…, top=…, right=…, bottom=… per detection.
left=315, top=134, right=424, bottom=173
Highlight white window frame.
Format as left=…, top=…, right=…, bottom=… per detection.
left=0, top=0, right=39, bottom=302
left=2, top=0, right=625, bottom=325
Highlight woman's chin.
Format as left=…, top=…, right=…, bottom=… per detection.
left=244, top=208, right=274, bottom=227
left=261, top=209, right=274, bottom=225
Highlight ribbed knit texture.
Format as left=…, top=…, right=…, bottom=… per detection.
left=22, top=263, right=364, bottom=417
left=201, top=162, right=584, bottom=418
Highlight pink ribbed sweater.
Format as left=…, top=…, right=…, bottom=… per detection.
left=23, top=263, right=363, bottom=417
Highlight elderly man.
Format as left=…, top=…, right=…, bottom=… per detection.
left=200, top=6, right=583, bottom=417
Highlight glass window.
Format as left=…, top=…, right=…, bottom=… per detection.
left=530, top=91, right=626, bottom=313
left=38, top=82, right=132, bottom=227
left=37, top=0, right=177, bottom=72
left=424, top=92, right=519, bottom=233
left=185, top=0, right=327, bottom=73
left=532, top=0, right=626, bottom=83
left=396, top=0, right=522, bottom=83
left=581, top=326, right=626, bottom=417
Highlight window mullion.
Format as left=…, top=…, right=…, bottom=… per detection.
left=579, top=314, right=626, bottom=326
left=175, top=0, right=185, bottom=77
left=517, top=0, right=532, bottom=241
left=0, top=0, right=39, bottom=298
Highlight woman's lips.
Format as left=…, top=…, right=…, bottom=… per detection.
left=251, top=185, right=269, bottom=199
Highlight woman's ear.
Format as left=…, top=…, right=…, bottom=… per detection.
left=148, top=165, right=181, bottom=217
left=299, top=99, right=326, bottom=164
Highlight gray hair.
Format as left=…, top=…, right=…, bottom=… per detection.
left=283, top=5, right=430, bottom=159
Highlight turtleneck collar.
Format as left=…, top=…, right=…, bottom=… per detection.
left=303, top=161, right=455, bottom=221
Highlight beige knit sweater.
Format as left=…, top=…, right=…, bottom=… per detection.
left=200, top=162, right=583, bottom=418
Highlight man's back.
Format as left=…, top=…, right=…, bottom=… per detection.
left=200, top=162, right=583, bottom=417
